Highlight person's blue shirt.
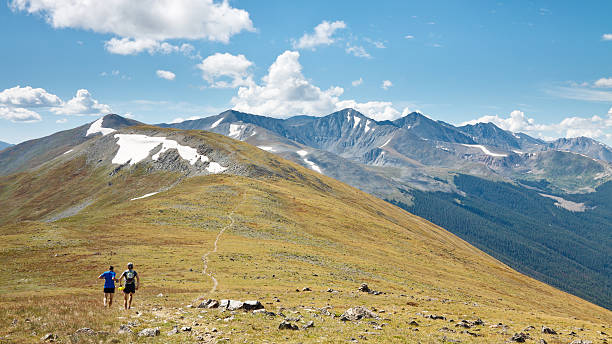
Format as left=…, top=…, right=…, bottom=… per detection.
left=99, top=271, right=116, bottom=288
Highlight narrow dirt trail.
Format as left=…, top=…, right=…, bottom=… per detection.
left=201, top=184, right=246, bottom=294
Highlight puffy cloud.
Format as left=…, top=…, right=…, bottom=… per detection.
left=382, top=80, right=393, bottom=90
left=335, top=100, right=409, bottom=121
left=197, top=53, right=253, bottom=88
left=156, top=70, right=176, bottom=81
left=0, top=106, right=42, bottom=122
left=230, top=50, right=407, bottom=121
left=602, top=34, right=612, bottom=41
left=10, top=0, right=254, bottom=54
left=293, top=20, right=346, bottom=50
left=105, top=38, right=195, bottom=56
left=351, top=78, right=363, bottom=87
left=594, top=77, right=612, bottom=88
left=0, top=85, right=62, bottom=107
left=345, top=45, right=371, bottom=58
left=231, top=50, right=343, bottom=116
left=462, top=108, right=612, bottom=142
left=52, top=89, right=111, bottom=116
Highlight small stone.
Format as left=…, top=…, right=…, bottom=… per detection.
left=167, top=326, right=179, bottom=336
left=303, top=321, right=315, bottom=329
left=243, top=300, right=264, bottom=311
left=137, top=327, right=160, bottom=337
left=541, top=326, right=557, bottom=335
left=75, top=328, right=95, bottom=336
left=156, top=293, right=164, bottom=297
left=302, top=287, right=312, bottom=292
left=409, top=320, right=419, bottom=326
left=539, top=339, right=548, bottom=344
left=117, top=325, right=133, bottom=335
left=181, top=326, right=192, bottom=332
left=358, top=283, right=371, bottom=293
left=41, top=333, right=58, bottom=342
left=279, top=321, right=299, bottom=330
left=510, top=332, right=529, bottom=342
left=340, top=306, right=379, bottom=321
left=570, top=341, right=593, bottom=344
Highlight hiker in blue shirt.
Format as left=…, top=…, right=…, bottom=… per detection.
left=98, top=266, right=117, bottom=307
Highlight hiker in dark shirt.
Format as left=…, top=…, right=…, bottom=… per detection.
left=98, top=266, right=117, bottom=307
left=118, top=262, right=140, bottom=310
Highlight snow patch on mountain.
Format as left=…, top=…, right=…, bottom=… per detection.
left=210, top=117, right=224, bottom=129
left=63, top=149, right=74, bottom=155
left=380, top=137, right=392, bottom=148
left=462, top=144, right=508, bottom=157
left=258, top=146, right=276, bottom=152
left=131, top=192, right=159, bottom=201
left=353, top=116, right=361, bottom=128
left=112, top=134, right=227, bottom=173
left=86, top=118, right=116, bottom=136
left=365, top=120, right=372, bottom=133
left=295, top=150, right=322, bottom=173
left=229, top=124, right=246, bottom=139
left=539, top=193, right=586, bottom=212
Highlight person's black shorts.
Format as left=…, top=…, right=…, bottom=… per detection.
left=104, top=287, right=115, bottom=293
left=123, top=284, right=136, bottom=294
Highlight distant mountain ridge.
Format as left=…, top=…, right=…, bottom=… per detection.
left=0, top=141, right=12, bottom=151
left=160, top=108, right=612, bottom=310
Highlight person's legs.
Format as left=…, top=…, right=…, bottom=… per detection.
left=123, top=291, right=129, bottom=309
left=103, top=292, right=108, bottom=307
left=108, top=292, right=113, bottom=307
left=128, top=293, right=133, bottom=309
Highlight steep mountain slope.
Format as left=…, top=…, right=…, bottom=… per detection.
left=0, top=141, right=12, bottom=151
left=161, top=109, right=612, bottom=310
left=549, top=136, right=612, bottom=163
left=0, top=114, right=141, bottom=176
left=0, top=123, right=610, bottom=343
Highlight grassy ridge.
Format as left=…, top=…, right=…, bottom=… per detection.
left=0, top=129, right=610, bottom=343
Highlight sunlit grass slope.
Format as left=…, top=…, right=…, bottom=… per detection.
left=0, top=128, right=610, bottom=343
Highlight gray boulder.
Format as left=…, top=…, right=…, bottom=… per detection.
left=340, top=306, right=379, bottom=321
left=541, top=326, right=557, bottom=334
left=278, top=321, right=299, bottom=330
left=138, top=327, right=160, bottom=337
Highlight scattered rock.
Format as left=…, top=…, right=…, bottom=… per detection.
left=510, top=332, right=530, bottom=342
left=524, top=326, right=535, bottom=331
left=439, top=327, right=456, bottom=333
left=253, top=309, right=276, bottom=316
left=441, top=336, right=461, bottom=343
left=539, top=339, right=547, bottom=344
left=243, top=300, right=264, bottom=311
left=137, top=327, right=160, bottom=337
left=10, top=319, right=17, bottom=327
left=570, top=341, right=593, bottom=344
left=181, top=326, right=192, bottom=332
left=74, top=328, right=95, bottom=336
left=358, top=283, right=371, bottom=293
left=278, top=321, right=299, bottom=330
left=41, top=333, right=58, bottom=342
left=340, top=306, right=380, bottom=321
left=156, top=293, right=164, bottom=297
left=424, top=314, right=447, bottom=320
left=167, top=326, right=179, bottom=336
left=302, top=287, right=312, bottom=291
left=303, top=321, right=315, bottom=329
left=542, top=326, right=557, bottom=335
left=409, top=320, right=419, bottom=326
left=117, top=325, right=133, bottom=335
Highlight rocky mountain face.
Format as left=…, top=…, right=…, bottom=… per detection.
left=161, top=108, right=612, bottom=310
left=0, top=114, right=142, bottom=176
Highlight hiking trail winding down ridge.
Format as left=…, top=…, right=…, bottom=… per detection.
left=201, top=185, right=246, bottom=294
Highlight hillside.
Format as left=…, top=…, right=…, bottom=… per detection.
left=0, top=140, right=12, bottom=151
left=161, top=109, right=612, bottom=310
left=0, top=123, right=610, bottom=343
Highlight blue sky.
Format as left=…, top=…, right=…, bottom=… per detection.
left=1, top=0, right=611, bottom=144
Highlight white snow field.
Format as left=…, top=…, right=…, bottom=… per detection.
left=461, top=144, right=508, bottom=157
left=295, top=150, right=322, bottom=173
left=210, top=117, right=224, bottom=129
left=112, top=134, right=227, bottom=173
left=86, top=118, right=116, bottom=136
left=131, top=192, right=159, bottom=201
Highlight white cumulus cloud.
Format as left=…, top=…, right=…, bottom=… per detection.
left=0, top=106, right=42, bottom=122
left=197, top=53, right=253, bottom=88
left=231, top=50, right=343, bottom=117
left=10, top=0, right=254, bottom=55
left=156, top=70, right=176, bottom=81
left=594, top=77, right=612, bottom=88
left=293, top=20, right=346, bottom=50
left=229, top=50, right=408, bottom=121
left=52, top=89, right=111, bottom=116
left=352, top=78, right=363, bottom=87
left=602, top=34, right=612, bottom=41
left=382, top=80, right=393, bottom=90
left=0, top=85, right=62, bottom=107
left=345, top=44, right=371, bottom=58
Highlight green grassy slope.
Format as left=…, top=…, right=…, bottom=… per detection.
left=0, top=128, right=610, bottom=343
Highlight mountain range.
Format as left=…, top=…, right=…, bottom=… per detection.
left=0, top=115, right=610, bottom=343
left=158, top=108, right=612, bottom=309
left=1, top=111, right=611, bottom=310
left=0, top=140, right=12, bottom=151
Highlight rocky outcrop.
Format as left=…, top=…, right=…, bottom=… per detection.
left=340, top=306, right=379, bottom=321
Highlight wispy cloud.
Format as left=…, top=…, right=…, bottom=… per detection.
left=602, top=34, right=612, bottom=41
left=345, top=44, right=371, bottom=59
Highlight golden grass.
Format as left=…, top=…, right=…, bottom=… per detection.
left=0, top=129, right=610, bottom=343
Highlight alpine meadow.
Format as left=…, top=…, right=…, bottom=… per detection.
left=1, top=1, right=611, bottom=344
